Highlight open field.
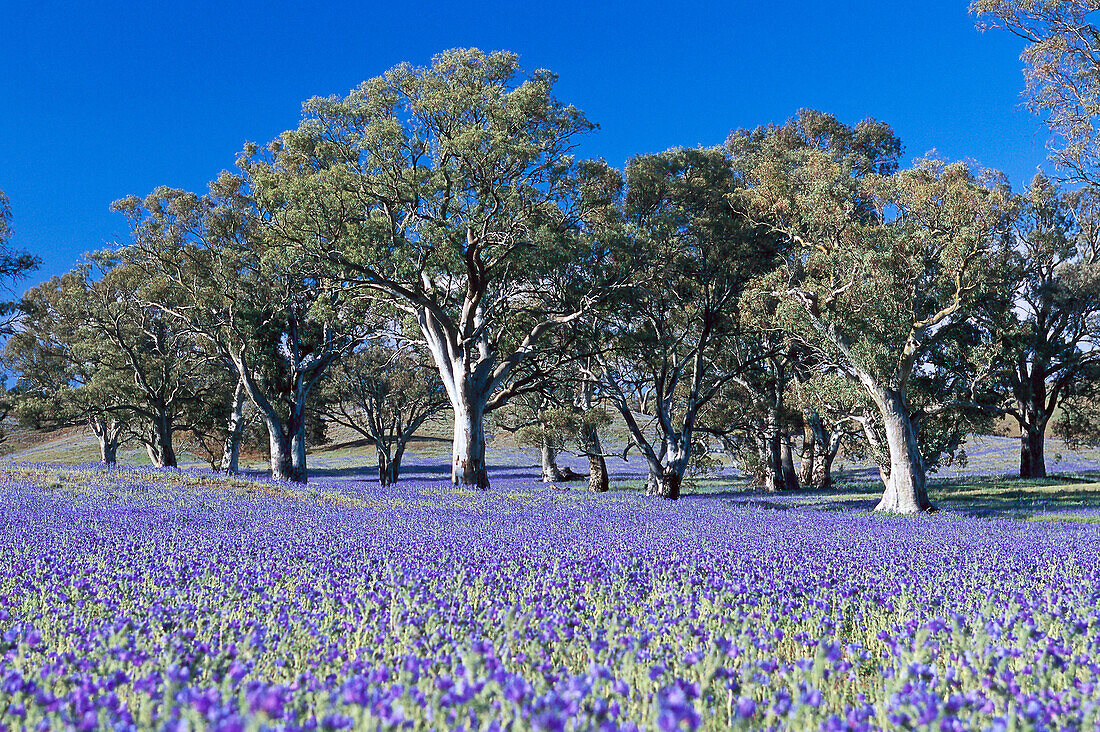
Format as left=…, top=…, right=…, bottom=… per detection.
left=4, top=461, right=1100, bottom=729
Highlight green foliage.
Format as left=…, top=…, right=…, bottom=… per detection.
left=973, top=0, right=1100, bottom=184
left=240, top=48, right=604, bottom=386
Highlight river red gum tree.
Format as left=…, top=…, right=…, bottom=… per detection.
left=732, top=110, right=1012, bottom=514
left=242, top=49, right=617, bottom=489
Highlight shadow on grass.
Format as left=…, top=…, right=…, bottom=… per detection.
left=930, top=474, right=1100, bottom=520
left=681, top=473, right=1100, bottom=522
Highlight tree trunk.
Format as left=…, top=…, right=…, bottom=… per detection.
left=268, top=424, right=294, bottom=482
left=750, top=423, right=769, bottom=487
left=805, top=411, right=838, bottom=491
left=648, top=440, right=689, bottom=500
left=580, top=422, right=608, bottom=492
left=220, top=381, right=246, bottom=474
left=540, top=434, right=565, bottom=482
left=451, top=396, right=489, bottom=488
left=388, top=444, right=404, bottom=485
left=814, top=448, right=835, bottom=491
left=93, top=419, right=119, bottom=467
left=290, top=424, right=307, bottom=483
left=1018, top=407, right=1049, bottom=479
left=266, top=417, right=306, bottom=483
left=378, top=447, right=392, bottom=486
left=146, top=413, right=177, bottom=468
left=780, top=433, right=799, bottom=491
left=763, top=408, right=784, bottom=492
left=798, top=419, right=816, bottom=486
left=101, top=439, right=118, bottom=466
left=873, top=390, right=933, bottom=513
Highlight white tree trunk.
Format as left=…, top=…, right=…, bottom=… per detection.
left=873, top=390, right=933, bottom=513
left=451, top=391, right=489, bottom=488
left=646, top=438, right=690, bottom=499
left=266, top=419, right=295, bottom=482
left=92, top=417, right=120, bottom=466
left=220, top=381, right=246, bottom=474
left=540, top=434, right=565, bottom=483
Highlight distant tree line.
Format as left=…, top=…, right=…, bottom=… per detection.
left=4, top=21, right=1100, bottom=513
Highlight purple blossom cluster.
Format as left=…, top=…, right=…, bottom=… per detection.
left=3, top=465, right=1100, bottom=730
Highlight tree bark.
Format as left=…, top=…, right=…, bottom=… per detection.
left=540, top=433, right=565, bottom=482
left=451, top=396, right=489, bottom=488
left=220, top=380, right=246, bottom=474
left=873, top=390, right=934, bottom=513
left=92, top=418, right=120, bottom=467
left=798, top=419, right=816, bottom=486
left=265, top=413, right=307, bottom=483
left=1017, top=382, right=1050, bottom=479
left=1020, top=420, right=1048, bottom=479
left=378, top=447, right=392, bottom=486
left=146, top=413, right=177, bottom=468
left=780, top=433, right=799, bottom=491
left=763, top=408, right=784, bottom=492
left=804, top=411, right=840, bottom=491
left=647, top=440, right=689, bottom=499
left=388, top=444, right=404, bottom=485
left=580, top=422, right=608, bottom=492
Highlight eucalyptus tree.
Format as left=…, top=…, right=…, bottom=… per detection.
left=973, top=1, right=1100, bottom=184
left=78, top=255, right=222, bottom=467
left=730, top=110, right=1012, bottom=513
left=113, top=179, right=365, bottom=483
left=591, top=146, right=780, bottom=500
left=979, top=175, right=1100, bottom=477
left=240, top=48, right=618, bottom=489
left=3, top=272, right=138, bottom=464
left=0, top=190, right=41, bottom=334
left=319, top=343, right=448, bottom=486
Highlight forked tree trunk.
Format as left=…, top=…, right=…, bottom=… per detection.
left=389, top=444, right=404, bottom=485
left=873, top=390, right=933, bottom=513
left=805, top=411, right=839, bottom=491
left=646, top=440, right=690, bottom=500
left=266, top=413, right=307, bottom=483
left=378, top=448, right=393, bottom=486
left=376, top=441, right=406, bottom=486
left=93, top=418, right=120, bottom=467
left=101, top=439, right=118, bottom=465
left=220, top=381, right=247, bottom=474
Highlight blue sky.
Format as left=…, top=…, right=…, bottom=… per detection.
left=1, top=1, right=1036, bottom=285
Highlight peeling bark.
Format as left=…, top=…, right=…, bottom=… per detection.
left=451, top=395, right=489, bottom=489
left=92, top=417, right=122, bottom=467
left=872, top=390, right=934, bottom=513
left=540, top=434, right=565, bottom=483
left=220, top=382, right=247, bottom=474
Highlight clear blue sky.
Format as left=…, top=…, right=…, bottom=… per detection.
left=1, top=0, right=1037, bottom=285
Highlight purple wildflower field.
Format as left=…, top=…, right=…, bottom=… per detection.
left=4, top=452, right=1100, bottom=731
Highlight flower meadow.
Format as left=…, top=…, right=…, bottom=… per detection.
left=3, top=466, right=1100, bottom=730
